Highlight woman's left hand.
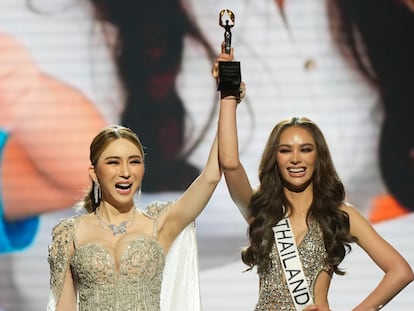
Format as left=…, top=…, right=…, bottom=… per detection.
left=211, top=42, right=234, bottom=79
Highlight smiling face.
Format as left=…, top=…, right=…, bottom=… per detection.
left=276, top=126, right=317, bottom=192
left=90, top=138, right=145, bottom=211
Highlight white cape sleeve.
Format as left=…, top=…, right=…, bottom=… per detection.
left=160, top=222, right=202, bottom=311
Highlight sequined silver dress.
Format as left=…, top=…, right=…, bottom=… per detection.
left=48, top=202, right=171, bottom=311
left=255, top=219, right=330, bottom=310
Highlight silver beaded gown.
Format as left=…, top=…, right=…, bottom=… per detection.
left=48, top=201, right=178, bottom=311
left=255, top=219, right=331, bottom=310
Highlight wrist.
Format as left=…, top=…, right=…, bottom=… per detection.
left=221, top=95, right=240, bottom=104
left=220, top=90, right=241, bottom=104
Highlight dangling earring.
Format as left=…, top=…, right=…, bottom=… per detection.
left=94, top=181, right=101, bottom=204
left=135, top=186, right=142, bottom=207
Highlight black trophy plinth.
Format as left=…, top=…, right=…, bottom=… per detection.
left=217, top=61, right=241, bottom=95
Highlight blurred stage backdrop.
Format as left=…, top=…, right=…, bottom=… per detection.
left=0, top=0, right=412, bottom=310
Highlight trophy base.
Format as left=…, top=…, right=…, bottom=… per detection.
left=217, top=61, right=241, bottom=93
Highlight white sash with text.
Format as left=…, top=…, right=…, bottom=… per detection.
left=272, top=217, right=314, bottom=310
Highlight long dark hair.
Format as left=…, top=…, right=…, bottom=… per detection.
left=88, top=0, right=217, bottom=192
left=242, top=117, right=356, bottom=275
left=328, top=0, right=414, bottom=211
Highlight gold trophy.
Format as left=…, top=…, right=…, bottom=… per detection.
left=217, top=9, right=241, bottom=97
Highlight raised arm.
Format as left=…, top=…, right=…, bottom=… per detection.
left=216, top=48, right=253, bottom=222
left=161, top=132, right=221, bottom=244
left=342, top=204, right=414, bottom=311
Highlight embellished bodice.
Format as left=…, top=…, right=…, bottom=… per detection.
left=255, top=219, right=330, bottom=311
left=48, top=202, right=171, bottom=311
left=71, top=237, right=165, bottom=311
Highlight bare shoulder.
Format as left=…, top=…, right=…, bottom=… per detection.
left=339, top=202, right=378, bottom=240
left=339, top=202, right=364, bottom=219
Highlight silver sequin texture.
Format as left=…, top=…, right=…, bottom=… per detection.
left=254, top=219, right=330, bottom=310
left=48, top=202, right=171, bottom=311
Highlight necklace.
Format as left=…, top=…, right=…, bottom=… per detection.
left=95, top=208, right=136, bottom=236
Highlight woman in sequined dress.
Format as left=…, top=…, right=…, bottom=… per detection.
left=47, top=124, right=222, bottom=311
left=214, top=46, right=413, bottom=310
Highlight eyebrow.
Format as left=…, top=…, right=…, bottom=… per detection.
left=103, top=155, right=143, bottom=160
left=275, top=143, right=315, bottom=148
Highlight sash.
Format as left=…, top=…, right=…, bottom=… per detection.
left=272, top=217, right=314, bottom=310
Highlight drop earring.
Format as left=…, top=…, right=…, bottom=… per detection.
left=135, top=186, right=142, bottom=207
left=94, top=181, right=101, bottom=204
